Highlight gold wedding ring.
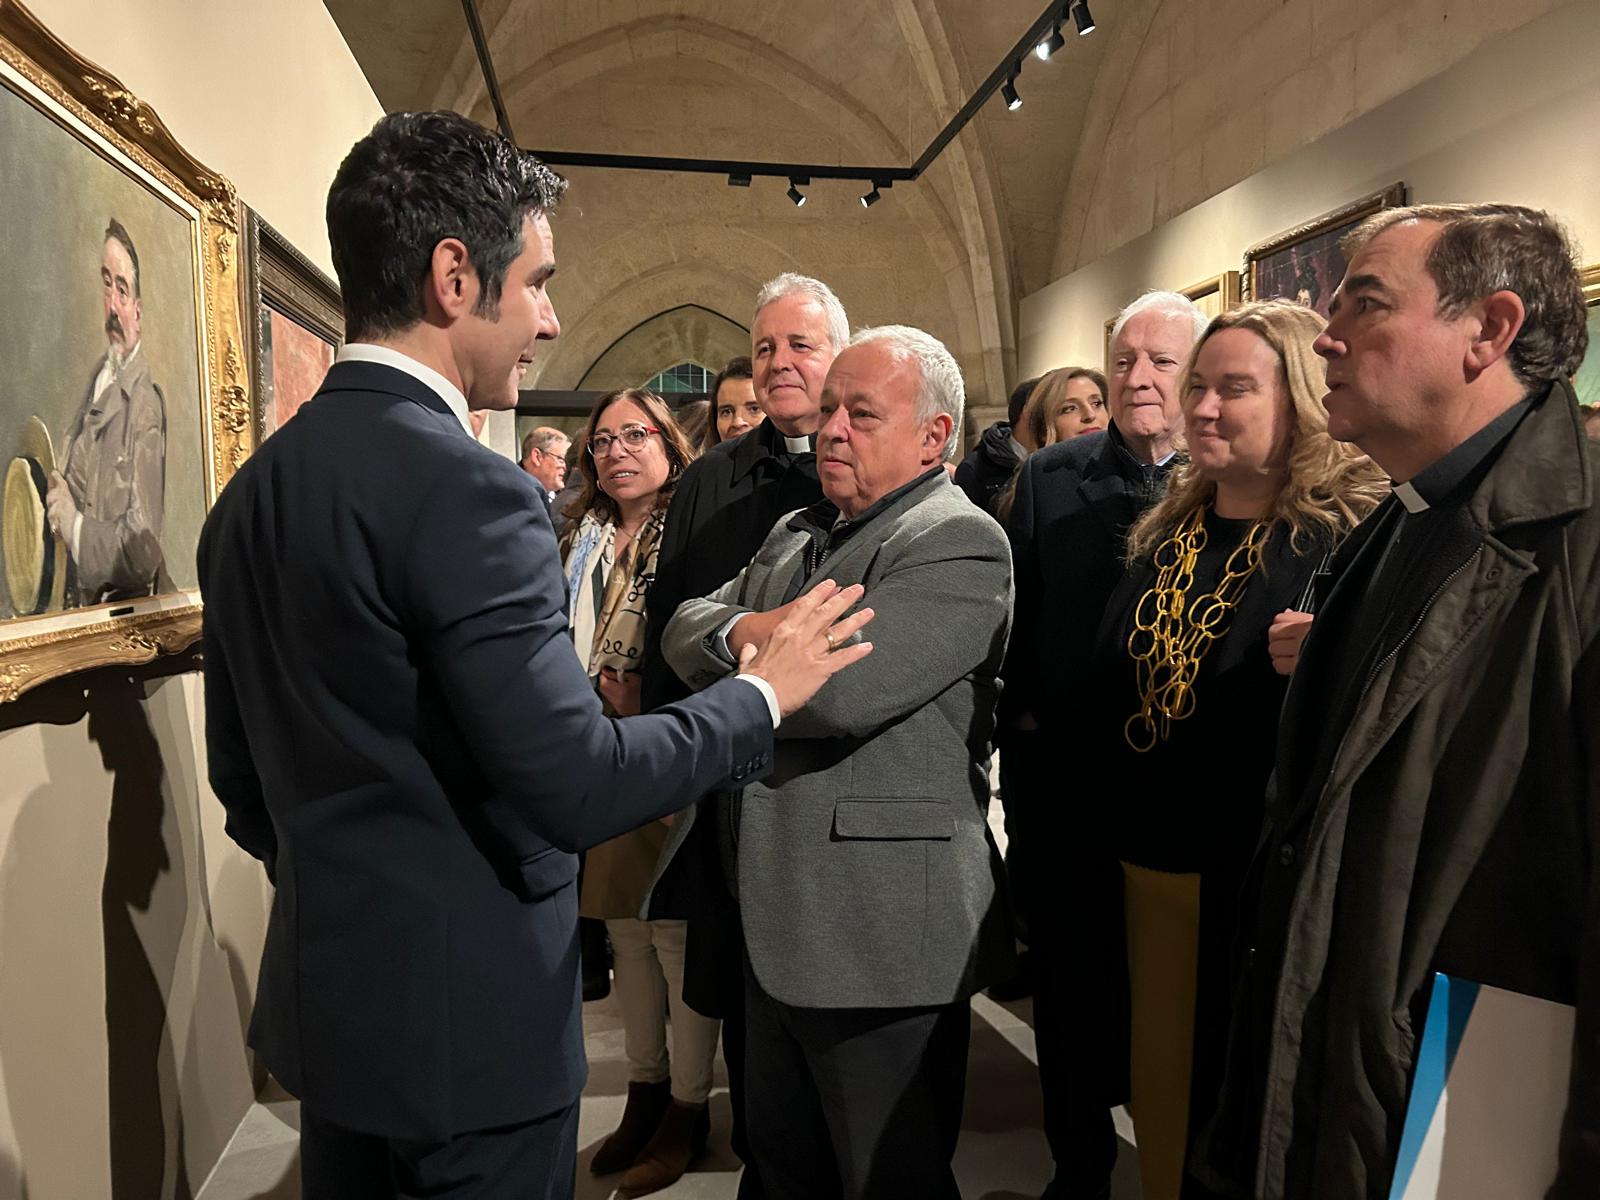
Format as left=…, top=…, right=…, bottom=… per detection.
left=825, top=631, right=836, bottom=652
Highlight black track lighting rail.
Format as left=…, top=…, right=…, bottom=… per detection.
left=457, top=0, right=1093, bottom=192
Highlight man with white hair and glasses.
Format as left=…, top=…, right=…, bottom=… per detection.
left=655, top=325, right=1015, bottom=1199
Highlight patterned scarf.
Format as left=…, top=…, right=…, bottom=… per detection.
left=562, top=506, right=666, bottom=684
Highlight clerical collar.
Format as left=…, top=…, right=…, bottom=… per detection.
left=1389, top=393, right=1536, bottom=514
left=782, top=433, right=812, bottom=453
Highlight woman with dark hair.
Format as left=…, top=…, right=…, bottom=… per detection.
left=1077, top=301, right=1386, bottom=1197
left=558, top=388, right=715, bottom=1195
left=704, top=355, right=762, bottom=446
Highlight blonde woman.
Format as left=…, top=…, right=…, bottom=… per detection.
left=559, top=388, right=716, bottom=1196
left=1078, top=301, right=1386, bottom=1198
left=995, top=367, right=1108, bottom=523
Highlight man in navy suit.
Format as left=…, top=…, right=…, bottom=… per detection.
left=198, top=111, right=873, bottom=1200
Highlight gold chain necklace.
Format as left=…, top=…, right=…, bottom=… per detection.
left=1124, top=506, right=1269, bottom=753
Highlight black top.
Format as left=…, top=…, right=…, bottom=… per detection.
left=953, top=420, right=1021, bottom=513
left=1087, top=510, right=1318, bottom=873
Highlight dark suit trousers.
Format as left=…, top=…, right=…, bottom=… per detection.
left=300, top=1103, right=578, bottom=1200
left=743, top=964, right=969, bottom=1200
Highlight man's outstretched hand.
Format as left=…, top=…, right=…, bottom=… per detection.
left=738, top=580, right=874, bottom=718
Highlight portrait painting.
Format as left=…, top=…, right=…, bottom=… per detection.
left=245, top=213, right=342, bottom=442
left=1244, top=184, right=1407, bottom=318
left=0, top=2, right=248, bottom=700
left=1576, top=266, right=1600, bottom=412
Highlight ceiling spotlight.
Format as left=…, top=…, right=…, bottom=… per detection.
left=1002, top=68, right=1022, bottom=112
left=861, top=187, right=881, bottom=208
left=787, top=178, right=808, bottom=207
left=1072, top=1, right=1096, bottom=36
left=1035, top=23, right=1066, bottom=60
left=728, top=172, right=752, bottom=187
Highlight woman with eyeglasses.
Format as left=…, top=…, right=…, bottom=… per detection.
left=558, top=387, right=715, bottom=1196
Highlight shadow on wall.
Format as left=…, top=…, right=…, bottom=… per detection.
left=0, top=652, right=207, bottom=1199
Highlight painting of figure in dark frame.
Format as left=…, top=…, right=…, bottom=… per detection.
left=1244, top=184, right=1408, bottom=320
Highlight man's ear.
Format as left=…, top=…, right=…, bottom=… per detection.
left=1465, top=289, right=1525, bottom=377
left=424, top=238, right=476, bottom=323
left=924, top=413, right=954, bottom=464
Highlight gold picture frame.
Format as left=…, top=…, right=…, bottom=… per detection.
left=1575, top=265, right=1600, bottom=411
left=243, top=210, right=342, bottom=444
left=0, top=0, right=249, bottom=701
left=1242, top=183, right=1407, bottom=315
left=1103, top=270, right=1243, bottom=367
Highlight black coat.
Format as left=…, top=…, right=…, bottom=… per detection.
left=953, top=421, right=1020, bottom=514
left=640, top=419, right=822, bottom=1013
left=199, top=360, right=774, bottom=1141
left=1001, top=425, right=1174, bottom=1103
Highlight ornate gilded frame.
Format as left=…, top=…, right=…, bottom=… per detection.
left=0, top=0, right=249, bottom=701
left=1242, top=183, right=1408, bottom=302
left=242, top=209, right=342, bottom=444
left=1582, top=265, right=1600, bottom=308
left=1103, top=270, right=1243, bottom=365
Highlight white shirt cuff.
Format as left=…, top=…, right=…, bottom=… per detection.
left=735, top=674, right=781, bottom=729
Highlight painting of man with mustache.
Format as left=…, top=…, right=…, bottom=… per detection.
left=44, top=218, right=169, bottom=605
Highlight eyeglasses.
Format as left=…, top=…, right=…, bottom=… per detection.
left=588, top=424, right=662, bottom=458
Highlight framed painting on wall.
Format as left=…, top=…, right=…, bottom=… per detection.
left=1243, top=183, right=1408, bottom=318
left=0, top=0, right=250, bottom=701
left=242, top=211, right=342, bottom=443
left=1104, top=270, right=1243, bottom=366
left=1576, top=265, right=1600, bottom=412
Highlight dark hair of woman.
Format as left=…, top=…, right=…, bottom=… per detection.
left=563, top=388, right=696, bottom=526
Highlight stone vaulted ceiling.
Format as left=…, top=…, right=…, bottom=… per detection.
left=323, top=0, right=1118, bottom=413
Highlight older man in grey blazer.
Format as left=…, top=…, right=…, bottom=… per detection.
left=658, top=325, right=1015, bottom=1199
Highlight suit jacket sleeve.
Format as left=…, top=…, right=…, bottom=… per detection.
left=660, top=568, right=756, bottom=692
left=999, top=451, right=1045, bottom=728
left=404, top=452, right=772, bottom=853
left=777, top=516, right=1012, bottom=740
left=200, top=603, right=277, bottom=882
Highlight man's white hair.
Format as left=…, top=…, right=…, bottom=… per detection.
left=754, top=273, right=851, bottom=352
left=849, top=325, right=965, bottom=463
left=1109, top=289, right=1209, bottom=346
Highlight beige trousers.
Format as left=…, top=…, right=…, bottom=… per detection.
left=604, top=917, right=721, bottom=1105
left=1121, top=862, right=1203, bottom=1200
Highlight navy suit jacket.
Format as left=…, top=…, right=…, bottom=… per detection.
left=198, top=360, right=773, bottom=1140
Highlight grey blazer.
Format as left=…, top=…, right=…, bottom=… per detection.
left=654, top=470, right=1016, bottom=1009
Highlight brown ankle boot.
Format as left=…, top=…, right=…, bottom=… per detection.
left=618, top=1099, right=710, bottom=1197
left=589, top=1079, right=671, bottom=1175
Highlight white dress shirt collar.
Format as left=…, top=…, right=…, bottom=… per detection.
left=336, top=343, right=474, bottom=437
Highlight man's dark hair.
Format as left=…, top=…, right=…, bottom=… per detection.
left=1343, top=203, right=1589, bottom=386
left=1007, top=375, right=1042, bottom=428
left=326, top=111, right=568, bottom=342
left=104, top=218, right=140, bottom=298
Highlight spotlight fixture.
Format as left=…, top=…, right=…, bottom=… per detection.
left=1002, top=67, right=1023, bottom=112
left=1035, top=22, right=1066, bottom=60
left=787, top=178, right=808, bottom=207
left=860, top=179, right=891, bottom=208
left=1072, top=1, right=1096, bottom=36
left=728, top=172, right=752, bottom=187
